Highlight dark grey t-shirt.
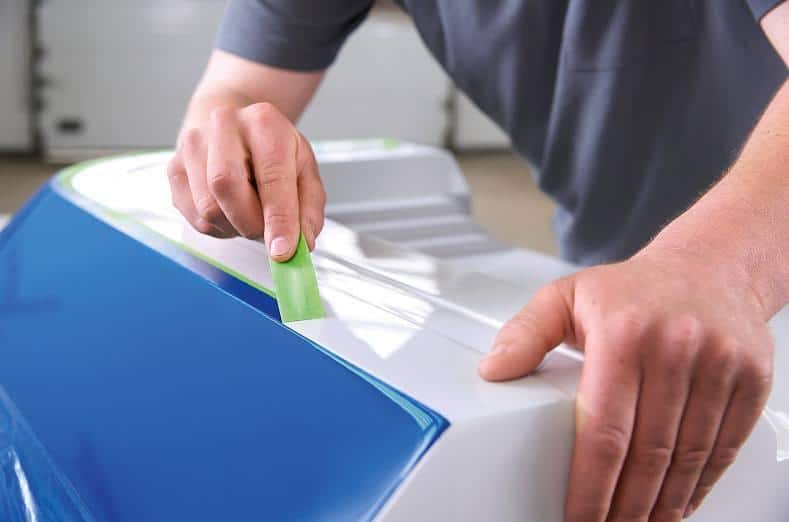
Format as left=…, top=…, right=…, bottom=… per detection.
left=217, top=0, right=787, bottom=265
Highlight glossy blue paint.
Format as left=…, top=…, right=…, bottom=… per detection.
left=0, top=186, right=447, bottom=521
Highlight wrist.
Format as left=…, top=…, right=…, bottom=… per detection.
left=641, top=207, right=786, bottom=319
left=181, top=85, right=254, bottom=133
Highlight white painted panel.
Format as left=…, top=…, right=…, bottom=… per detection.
left=0, top=0, right=32, bottom=151
left=59, top=148, right=789, bottom=522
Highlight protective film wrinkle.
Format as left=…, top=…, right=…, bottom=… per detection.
left=0, top=389, right=93, bottom=522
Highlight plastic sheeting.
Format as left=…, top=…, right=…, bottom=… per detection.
left=0, top=389, right=92, bottom=521
left=0, top=185, right=447, bottom=521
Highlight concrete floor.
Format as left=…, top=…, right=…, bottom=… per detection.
left=0, top=151, right=557, bottom=255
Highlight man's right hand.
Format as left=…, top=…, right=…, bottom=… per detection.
left=167, top=102, right=326, bottom=261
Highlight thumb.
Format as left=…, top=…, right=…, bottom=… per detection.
left=478, top=277, right=575, bottom=381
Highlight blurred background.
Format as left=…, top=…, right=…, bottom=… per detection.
left=0, top=0, right=557, bottom=254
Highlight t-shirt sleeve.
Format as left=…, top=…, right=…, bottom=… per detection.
left=216, top=0, right=374, bottom=71
left=745, top=0, right=787, bottom=20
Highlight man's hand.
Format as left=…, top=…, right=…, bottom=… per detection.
left=168, top=102, right=325, bottom=261
left=479, top=247, right=774, bottom=521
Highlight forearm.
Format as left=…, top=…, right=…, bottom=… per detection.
left=181, top=49, right=325, bottom=132
left=645, top=80, right=789, bottom=317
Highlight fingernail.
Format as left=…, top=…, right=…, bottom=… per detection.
left=269, top=236, right=290, bottom=258
left=683, top=503, right=696, bottom=519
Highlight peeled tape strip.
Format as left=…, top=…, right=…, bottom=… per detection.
left=269, top=233, right=325, bottom=322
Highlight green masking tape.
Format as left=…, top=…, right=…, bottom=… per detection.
left=269, top=233, right=325, bottom=322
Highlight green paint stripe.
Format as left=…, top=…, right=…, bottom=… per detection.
left=269, top=233, right=325, bottom=322
left=55, top=153, right=276, bottom=297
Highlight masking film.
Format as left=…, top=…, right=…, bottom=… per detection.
left=269, top=233, right=325, bottom=322
left=0, top=185, right=445, bottom=520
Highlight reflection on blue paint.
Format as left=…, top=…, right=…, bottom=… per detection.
left=0, top=186, right=447, bottom=521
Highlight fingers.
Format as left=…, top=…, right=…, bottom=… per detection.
left=241, top=103, right=301, bottom=261
left=295, top=132, right=325, bottom=251
left=651, top=336, right=738, bottom=521
left=170, top=103, right=327, bottom=255
left=565, top=326, right=641, bottom=522
left=478, top=278, right=574, bottom=381
left=684, top=352, right=773, bottom=518
left=607, top=318, right=700, bottom=521
left=180, top=128, right=236, bottom=238
left=167, top=150, right=198, bottom=224
left=206, top=108, right=264, bottom=239
left=491, top=259, right=775, bottom=521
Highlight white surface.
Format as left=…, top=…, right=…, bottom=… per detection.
left=65, top=147, right=580, bottom=521
left=61, top=146, right=789, bottom=521
left=0, top=0, right=32, bottom=151
left=453, top=91, right=511, bottom=150
left=318, top=140, right=506, bottom=258
left=0, top=215, right=9, bottom=230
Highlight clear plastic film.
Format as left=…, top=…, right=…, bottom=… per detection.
left=762, top=407, right=789, bottom=462
left=0, top=388, right=93, bottom=522
left=761, top=312, right=789, bottom=463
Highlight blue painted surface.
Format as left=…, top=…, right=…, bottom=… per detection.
left=0, top=186, right=447, bottom=521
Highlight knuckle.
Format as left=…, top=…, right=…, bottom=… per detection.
left=696, top=359, right=737, bottom=398
left=703, top=340, right=739, bottom=377
left=655, top=316, right=704, bottom=374
left=588, top=422, right=631, bottom=463
left=247, top=102, right=281, bottom=126
left=207, top=167, right=236, bottom=196
left=194, top=196, right=223, bottom=223
left=670, top=445, right=711, bottom=476
left=605, top=307, right=648, bottom=348
left=257, top=165, right=292, bottom=188
left=717, top=336, right=745, bottom=360
left=193, top=218, right=217, bottom=236
left=180, top=127, right=203, bottom=152
left=663, top=315, right=704, bottom=352
left=740, top=357, right=774, bottom=390
left=209, top=105, right=237, bottom=127
left=166, top=157, right=184, bottom=182
left=656, top=339, right=693, bottom=375
left=706, top=445, right=739, bottom=472
left=736, top=361, right=774, bottom=409
left=238, top=224, right=264, bottom=240
left=653, top=489, right=691, bottom=520
left=630, top=443, right=674, bottom=477
left=264, top=209, right=295, bottom=229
